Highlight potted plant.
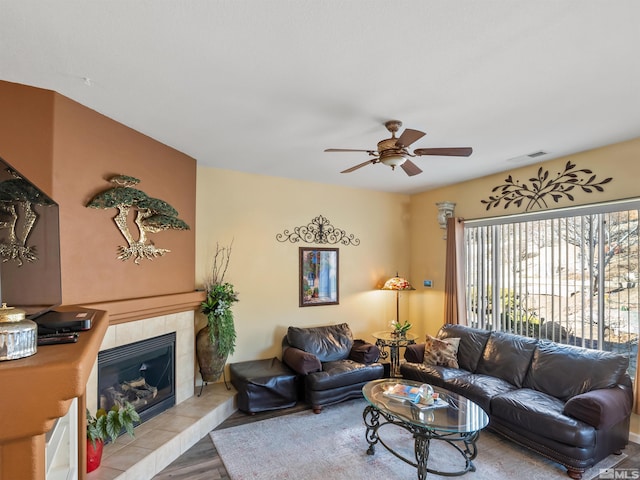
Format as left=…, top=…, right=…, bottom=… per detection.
left=391, top=319, right=412, bottom=338
left=86, top=401, right=140, bottom=473
left=196, top=241, right=239, bottom=385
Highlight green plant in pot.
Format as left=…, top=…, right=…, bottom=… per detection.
left=391, top=319, right=412, bottom=337
left=86, top=402, right=140, bottom=473
left=196, top=241, right=239, bottom=385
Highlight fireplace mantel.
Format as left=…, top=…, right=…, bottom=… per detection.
left=0, top=291, right=204, bottom=480
left=85, top=291, right=205, bottom=324
left=0, top=308, right=108, bottom=480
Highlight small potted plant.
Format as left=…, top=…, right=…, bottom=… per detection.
left=86, top=402, right=140, bottom=473
left=391, top=320, right=412, bottom=338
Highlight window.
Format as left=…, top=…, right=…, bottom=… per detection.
left=465, top=199, right=639, bottom=378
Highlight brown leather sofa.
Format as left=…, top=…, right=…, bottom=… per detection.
left=282, top=323, right=384, bottom=413
left=400, top=324, right=633, bottom=480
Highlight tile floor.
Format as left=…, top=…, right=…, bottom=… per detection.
left=87, top=383, right=236, bottom=480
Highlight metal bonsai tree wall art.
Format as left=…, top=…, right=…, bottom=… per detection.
left=0, top=170, right=55, bottom=265
left=276, top=215, right=360, bottom=246
left=481, top=162, right=612, bottom=212
left=87, top=175, right=190, bottom=263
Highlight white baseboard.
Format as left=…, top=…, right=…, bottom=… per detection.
left=629, top=431, right=640, bottom=445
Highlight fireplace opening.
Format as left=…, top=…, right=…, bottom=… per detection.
left=97, top=332, right=176, bottom=424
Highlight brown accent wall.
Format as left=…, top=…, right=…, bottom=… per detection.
left=0, top=80, right=54, bottom=194
left=0, top=80, right=198, bottom=480
left=0, top=80, right=197, bottom=306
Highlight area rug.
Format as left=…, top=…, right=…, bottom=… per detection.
left=210, top=398, right=625, bottom=480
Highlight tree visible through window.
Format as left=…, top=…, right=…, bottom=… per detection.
left=465, top=200, right=639, bottom=378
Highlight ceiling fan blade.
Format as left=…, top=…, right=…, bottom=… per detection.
left=400, top=159, right=423, bottom=177
left=395, top=128, right=426, bottom=148
left=325, top=148, right=373, bottom=153
left=341, top=159, right=376, bottom=173
left=413, top=147, right=473, bottom=157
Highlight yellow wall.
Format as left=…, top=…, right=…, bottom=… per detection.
left=409, top=137, right=640, bottom=336
left=195, top=137, right=640, bottom=367
left=195, top=167, right=412, bottom=367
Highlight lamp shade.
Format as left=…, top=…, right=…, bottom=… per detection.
left=380, top=154, right=406, bottom=169
left=381, top=275, right=415, bottom=291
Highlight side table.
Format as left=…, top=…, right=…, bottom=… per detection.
left=371, top=331, right=418, bottom=377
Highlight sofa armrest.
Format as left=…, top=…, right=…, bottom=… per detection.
left=563, top=385, right=632, bottom=429
left=404, top=343, right=425, bottom=364
left=348, top=339, right=380, bottom=363
left=282, top=346, right=322, bottom=375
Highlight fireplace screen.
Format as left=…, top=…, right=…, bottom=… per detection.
left=97, top=332, right=175, bottom=423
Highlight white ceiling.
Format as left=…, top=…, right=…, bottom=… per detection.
left=2, top=1, right=639, bottom=194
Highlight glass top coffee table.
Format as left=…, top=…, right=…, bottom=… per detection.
left=362, top=379, right=489, bottom=479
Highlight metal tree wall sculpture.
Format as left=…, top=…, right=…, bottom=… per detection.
left=0, top=172, right=55, bottom=265
left=481, top=161, right=613, bottom=212
left=87, top=175, right=190, bottom=263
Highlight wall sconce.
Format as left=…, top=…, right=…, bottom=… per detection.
left=436, top=201, right=455, bottom=239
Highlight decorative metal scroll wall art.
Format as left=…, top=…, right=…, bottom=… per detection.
left=0, top=169, right=55, bottom=265
left=87, top=175, right=190, bottom=264
left=276, top=215, right=360, bottom=246
left=481, top=161, right=612, bottom=212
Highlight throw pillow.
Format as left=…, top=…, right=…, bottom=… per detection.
left=423, top=335, right=460, bottom=368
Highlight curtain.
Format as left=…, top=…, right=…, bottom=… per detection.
left=444, top=217, right=467, bottom=325
left=635, top=358, right=639, bottom=415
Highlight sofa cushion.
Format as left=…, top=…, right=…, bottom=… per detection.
left=445, top=373, right=517, bottom=412
left=423, top=335, right=460, bottom=368
left=524, top=341, right=629, bottom=400
left=287, top=323, right=354, bottom=362
left=437, top=324, right=491, bottom=372
left=305, top=360, right=383, bottom=391
left=475, top=331, right=537, bottom=388
left=400, top=362, right=472, bottom=389
left=491, top=389, right=596, bottom=448
left=563, top=387, right=632, bottom=429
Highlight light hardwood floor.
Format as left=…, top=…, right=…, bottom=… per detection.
left=153, top=403, right=640, bottom=480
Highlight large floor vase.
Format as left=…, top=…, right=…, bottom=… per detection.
left=196, top=325, right=228, bottom=382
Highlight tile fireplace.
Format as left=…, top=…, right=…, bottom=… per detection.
left=97, top=332, right=176, bottom=423
left=86, top=311, right=195, bottom=416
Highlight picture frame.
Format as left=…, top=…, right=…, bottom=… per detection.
left=299, top=247, right=339, bottom=307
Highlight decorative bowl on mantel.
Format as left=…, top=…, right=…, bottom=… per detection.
left=0, top=303, right=37, bottom=361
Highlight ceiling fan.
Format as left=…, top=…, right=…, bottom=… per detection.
left=325, top=120, right=472, bottom=176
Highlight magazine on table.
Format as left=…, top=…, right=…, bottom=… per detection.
left=383, top=383, right=449, bottom=409
left=383, top=383, right=423, bottom=403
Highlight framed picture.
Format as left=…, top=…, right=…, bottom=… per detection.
left=299, top=247, right=339, bottom=307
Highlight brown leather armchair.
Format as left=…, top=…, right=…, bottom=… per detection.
left=282, top=323, right=384, bottom=413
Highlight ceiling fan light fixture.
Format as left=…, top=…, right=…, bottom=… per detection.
left=325, top=119, right=473, bottom=176
left=380, top=154, right=406, bottom=169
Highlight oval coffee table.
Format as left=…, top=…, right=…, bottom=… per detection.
left=362, top=379, right=489, bottom=479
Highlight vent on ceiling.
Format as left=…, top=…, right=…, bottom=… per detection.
left=507, top=151, right=549, bottom=163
